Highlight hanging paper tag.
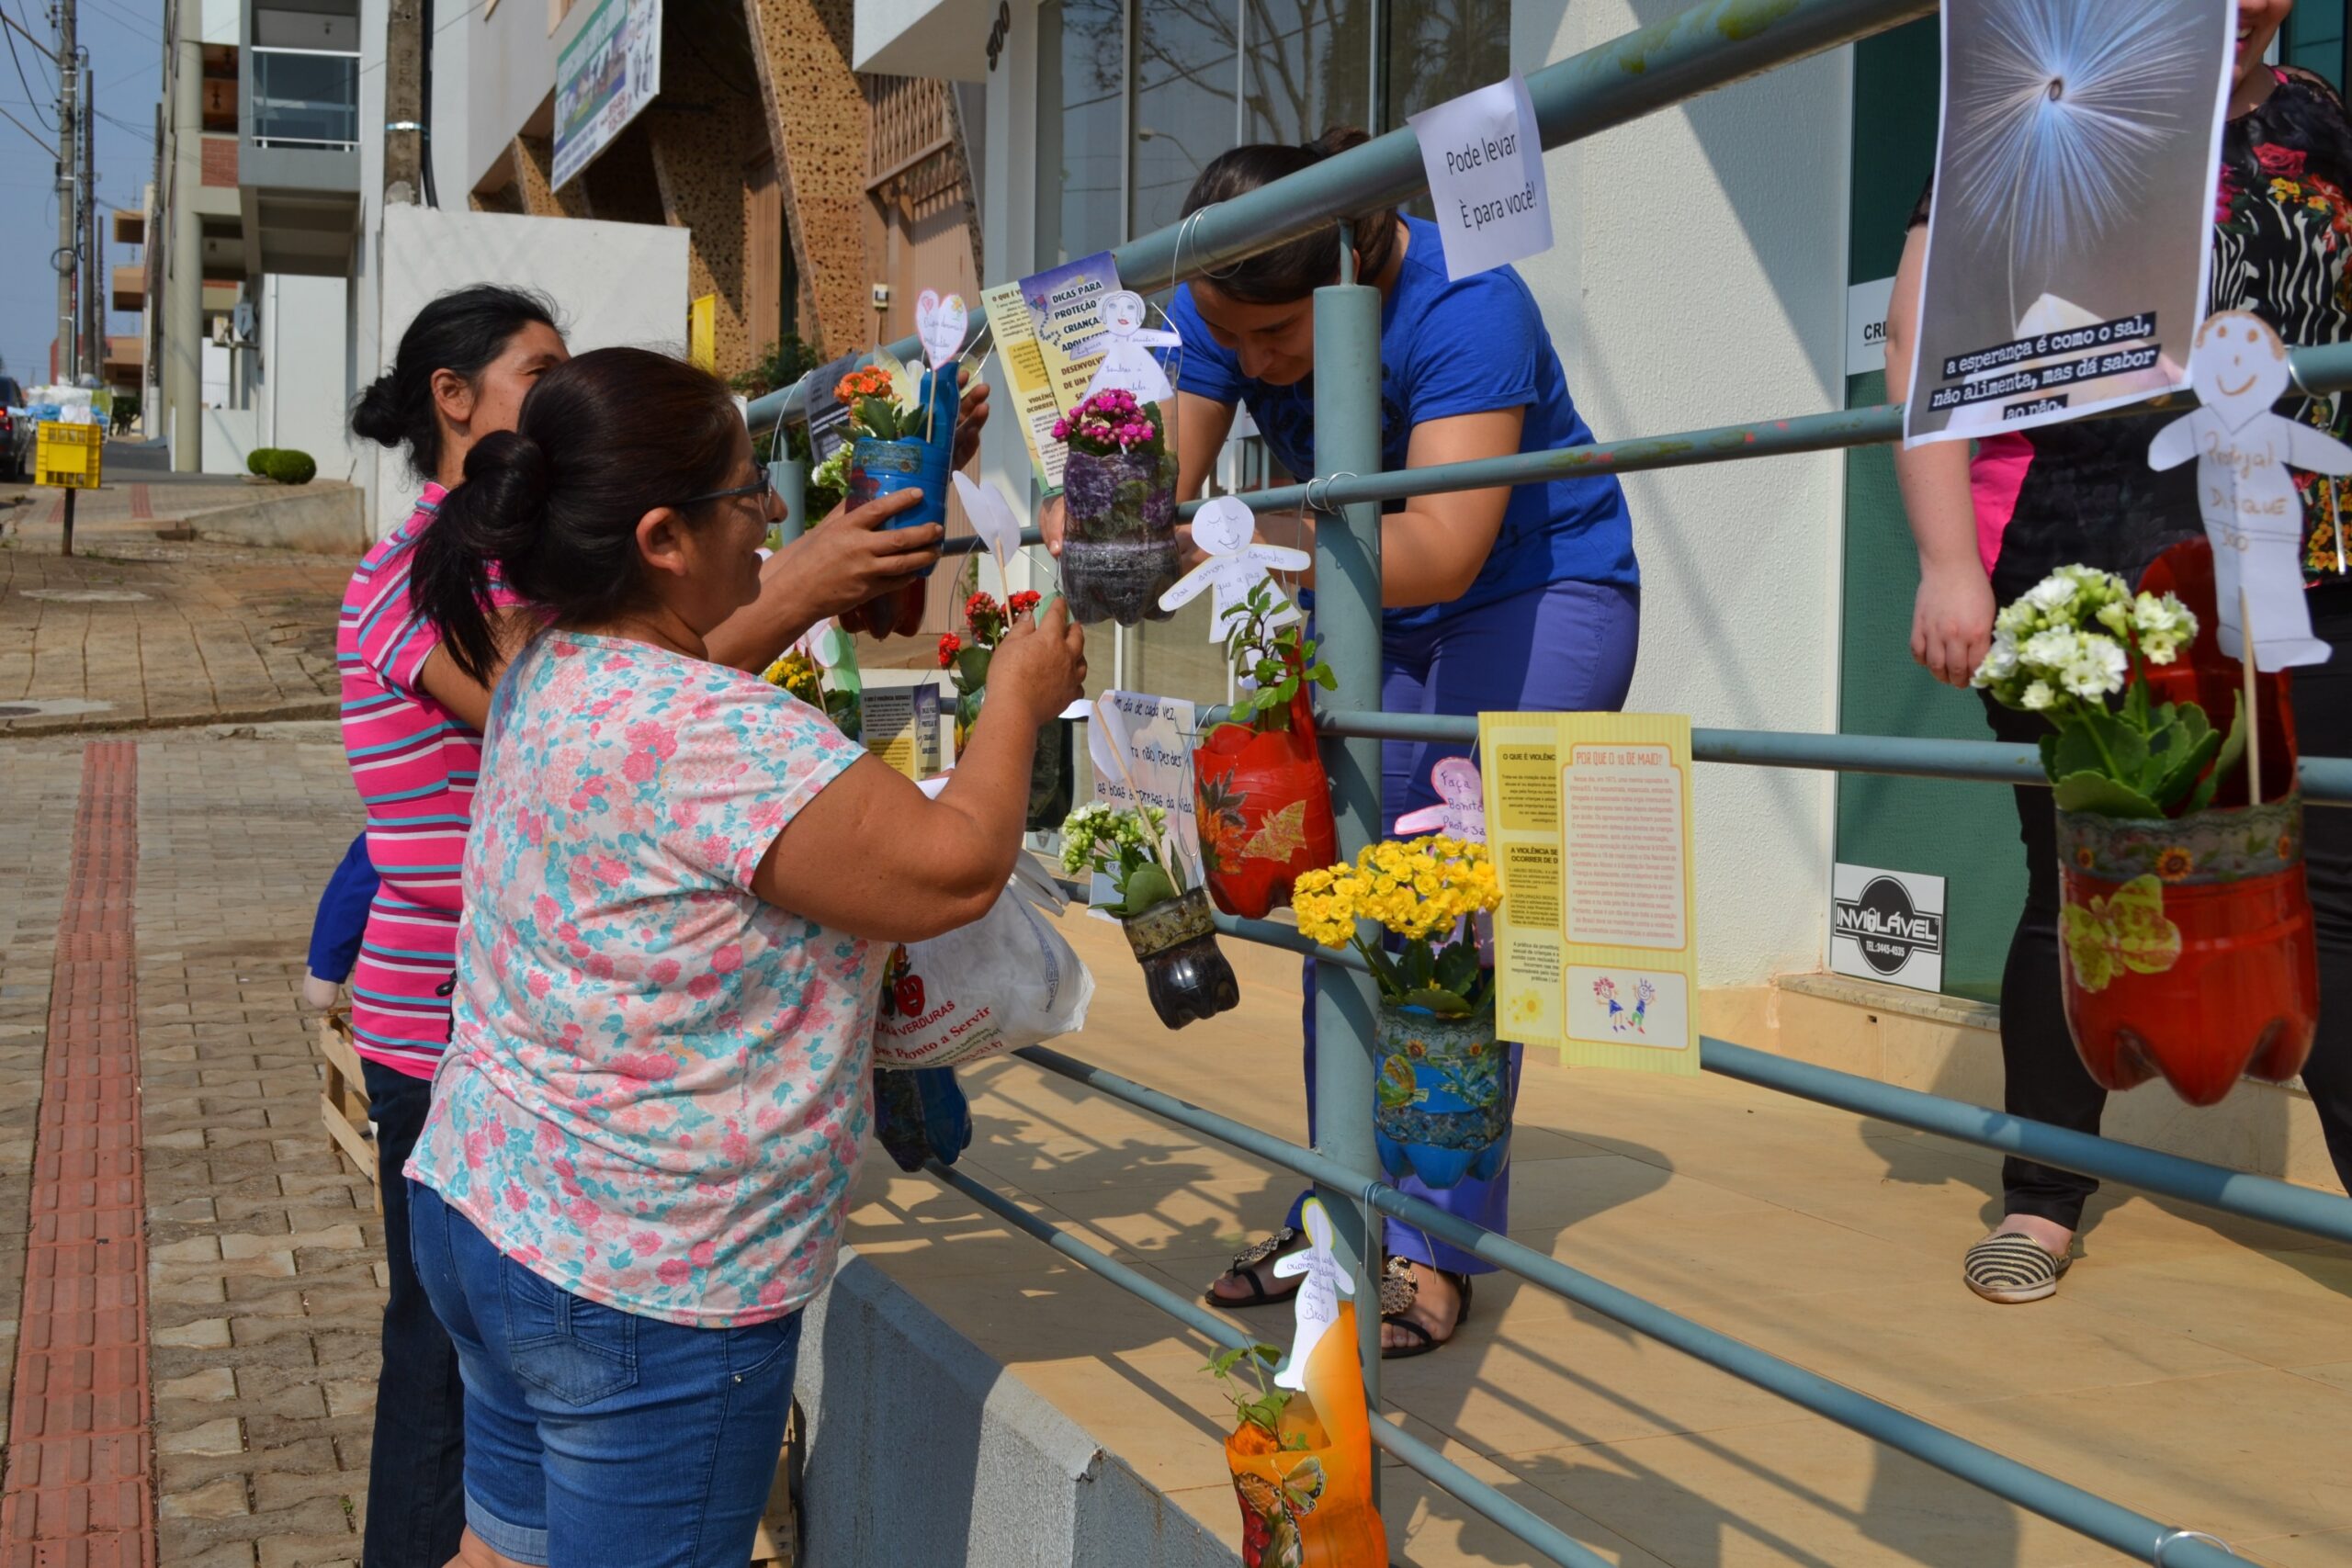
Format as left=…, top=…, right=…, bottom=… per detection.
left=1408, top=74, right=1552, bottom=281
left=916, top=289, right=970, bottom=370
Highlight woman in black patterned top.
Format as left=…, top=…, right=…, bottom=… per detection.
left=1885, top=1, right=2352, bottom=1304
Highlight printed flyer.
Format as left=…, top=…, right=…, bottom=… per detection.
left=1902, top=0, right=2232, bottom=446
left=1083, top=690, right=1202, bottom=903
left=979, top=252, right=1122, bottom=494
left=1477, top=712, right=1698, bottom=1077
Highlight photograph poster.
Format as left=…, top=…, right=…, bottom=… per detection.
left=1902, top=0, right=2233, bottom=447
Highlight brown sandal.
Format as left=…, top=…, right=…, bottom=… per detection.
left=1204, top=1226, right=1306, bottom=1308
left=1379, top=1257, right=1473, bottom=1359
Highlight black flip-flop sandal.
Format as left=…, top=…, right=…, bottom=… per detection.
left=1204, top=1226, right=1306, bottom=1308
left=1379, top=1257, right=1474, bottom=1360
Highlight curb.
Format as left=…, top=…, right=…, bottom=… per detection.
left=0, top=697, right=340, bottom=739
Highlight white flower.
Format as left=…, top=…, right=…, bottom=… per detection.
left=2024, top=575, right=2078, bottom=615
left=2020, top=627, right=2084, bottom=672
left=2021, top=681, right=2056, bottom=711
left=1974, top=633, right=2020, bottom=685
left=2132, top=591, right=2195, bottom=664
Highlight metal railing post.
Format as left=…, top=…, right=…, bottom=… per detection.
left=1312, top=232, right=1387, bottom=1434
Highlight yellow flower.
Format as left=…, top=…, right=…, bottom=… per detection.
left=2272, top=177, right=2302, bottom=201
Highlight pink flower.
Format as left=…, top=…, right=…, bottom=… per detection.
left=504, top=1182, right=530, bottom=1213
left=464, top=1129, right=490, bottom=1168
left=651, top=957, right=680, bottom=985
left=689, top=1239, right=718, bottom=1269
left=758, top=1277, right=790, bottom=1307
left=688, top=973, right=720, bottom=1000
left=613, top=1052, right=677, bottom=1083
left=657, top=1258, right=693, bottom=1285
left=567, top=1197, right=600, bottom=1228
left=631, top=1230, right=662, bottom=1253
left=2256, top=143, right=2308, bottom=178
left=712, top=943, right=743, bottom=975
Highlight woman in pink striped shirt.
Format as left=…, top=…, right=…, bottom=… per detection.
left=338, top=286, right=988, bottom=1566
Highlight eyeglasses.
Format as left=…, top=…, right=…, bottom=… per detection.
left=678, top=476, right=777, bottom=509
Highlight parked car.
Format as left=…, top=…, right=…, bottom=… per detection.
left=0, top=377, right=28, bottom=481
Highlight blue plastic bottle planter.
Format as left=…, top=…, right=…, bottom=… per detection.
left=847, top=369, right=959, bottom=577
left=1373, top=1002, right=1509, bottom=1190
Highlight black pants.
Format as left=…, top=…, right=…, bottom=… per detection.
left=1987, top=599, right=2352, bottom=1228
left=360, top=1059, right=468, bottom=1566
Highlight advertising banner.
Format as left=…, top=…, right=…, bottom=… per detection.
left=553, top=0, right=662, bottom=191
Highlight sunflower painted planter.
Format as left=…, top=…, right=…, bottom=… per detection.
left=1121, top=886, right=1240, bottom=1029
left=2056, top=794, right=2318, bottom=1106
left=1373, top=1000, right=1509, bottom=1190
left=1061, top=446, right=1182, bottom=626
left=1193, top=692, right=1338, bottom=920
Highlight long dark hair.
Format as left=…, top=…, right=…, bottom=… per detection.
left=352, top=284, right=560, bottom=480
left=2226, top=65, right=2352, bottom=196
left=410, top=347, right=742, bottom=683
left=1180, top=127, right=1401, bottom=304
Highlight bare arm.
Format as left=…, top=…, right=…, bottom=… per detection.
left=1886, top=224, right=1993, bottom=688
left=414, top=610, right=536, bottom=730
left=752, top=601, right=1088, bottom=942
left=704, top=490, right=940, bottom=673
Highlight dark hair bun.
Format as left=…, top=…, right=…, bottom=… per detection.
left=1179, top=124, right=1397, bottom=305
left=456, top=430, right=553, bottom=554
left=1306, top=125, right=1370, bottom=159
left=350, top=372, right=405, bottom=446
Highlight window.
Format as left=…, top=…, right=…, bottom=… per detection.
left=1035, top=0, right=1127, bottom=267
left=2282, top=6, right=2345, bottom=94
left=1132, top=0, right=1238, bottom=238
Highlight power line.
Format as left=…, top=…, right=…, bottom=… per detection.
left=1, top=0, right=55, bottom=131
left=79, top=0, right=158, bottom=41
left=0, top=93, right=50, bottom=151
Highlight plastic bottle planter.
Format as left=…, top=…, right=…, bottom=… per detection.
left=1225, top=1309, right=1386, bottom=1568
left=2056, top=795, right=2318, bottom=1106
left=1120, top=886, right=1240, bottom=1029
left=846, top=370, right=959, bottom=575
left=1194, top=694, right=1338, bottom=920
left=1373, top=1000, right=1509, bottom=1190
left=954, top=685, right=1072, bottom=833
left=1060, top=446, right=1181, bottom=625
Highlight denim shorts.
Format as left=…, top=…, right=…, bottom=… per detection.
left=408, top=1181, right=802, bottom=1567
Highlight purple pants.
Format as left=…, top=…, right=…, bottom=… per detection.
left=1288, top=577, right=1640, bottom=1275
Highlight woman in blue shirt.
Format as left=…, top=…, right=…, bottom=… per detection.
left=1051, top=128, right=1638, bottom=1355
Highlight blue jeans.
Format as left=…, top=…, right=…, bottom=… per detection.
left=1293, top=577, right=1641, bottom=1275
left=408, top=1183, right=803, bottom=1567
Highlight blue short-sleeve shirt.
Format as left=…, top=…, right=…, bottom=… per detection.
left=1169, top=216, right=1637, bottom=631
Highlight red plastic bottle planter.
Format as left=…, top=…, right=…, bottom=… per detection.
left=2055, top=542, right=2320, bottom=1104
left=1193, top=688, right=1338, bottom=920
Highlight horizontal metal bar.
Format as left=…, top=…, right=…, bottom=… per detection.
left=1314, top=708, right=2352, bottom=804
left=939, top=525, right=1044, bottom=558
left=922, top=1159, right=1616, bottom=1568
left=1012, top=1045, right=2240, bottom=1568
left=1702, top=1038, right=2352, bottom=1247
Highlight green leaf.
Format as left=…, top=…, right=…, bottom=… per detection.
left=1313, top=666, right=1338, bottom=691
left=2078, top=706, right=2148, bottom=781
left=2191, top=694, right=2248, bottom=813
left=2148, top=728, right=2223, bottom=809
left=2050, top=724, right=2106, bottom=783
left=2051, top=772, right=2165, bottom=819
left=1117, top=863, right=1178, bottom=915
left=1404, top=941, right=1435, bottom=988
left=1432, top=940, right=1481, bottom=998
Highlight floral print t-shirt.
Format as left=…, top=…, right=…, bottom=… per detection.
left=409, top=630, right=881, bottom=1328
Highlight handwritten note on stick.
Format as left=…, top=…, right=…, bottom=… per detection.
left=1408, top=75, right=1552, bottom=281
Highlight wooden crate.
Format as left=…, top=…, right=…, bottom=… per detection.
left=750, top=1405, right=803, bottom=1566
left=316, top=1011, right=381, bottom=1212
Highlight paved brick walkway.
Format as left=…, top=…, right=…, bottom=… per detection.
left=0, top=546, right=345, bottom=736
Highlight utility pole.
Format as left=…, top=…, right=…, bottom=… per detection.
left=53, top=0, right=77, bottom=380
left=382, top=0, right=423, bottom=204
left=166, top=0, right=201, bottom=468
left=83, top=43, right=101, bottom=387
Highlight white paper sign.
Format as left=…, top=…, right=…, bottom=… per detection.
left=1828, top=863, right=1946, bottom=994
left=1408, top=75, right=1552, bottom=282
left=1083, top=690, right=1201, bottom=904
left=915, top=289, right=969, bottom=371
left=1846, top=276, right=1895, bottom=378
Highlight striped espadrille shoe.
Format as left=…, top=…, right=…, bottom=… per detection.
left=1963, top=1232, right=2072, bottom=1303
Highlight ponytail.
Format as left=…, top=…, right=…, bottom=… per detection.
left=409, top=347, right=743, bottom=682
left=1179, top=126, right=1399, bottom=304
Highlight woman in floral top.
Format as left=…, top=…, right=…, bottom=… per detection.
left=401, top=348, right=1085, bottom=1568
left=1887, top=0, right=2352, bottom=1306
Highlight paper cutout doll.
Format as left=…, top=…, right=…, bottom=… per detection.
left=1393, top=757, right=1485, bottom=841
left=915, top=289, right=969, bottom=371
left=2150, top=311, right=2352, bottom=671
left=1075, top=290, right=1183, bottom=405
left=1158, top=497, right=1310, bottom=639
left=951, top=471, right=1025, bottom=591
left=1271, top=1198, right=1351, bottom=1393
left=793, top=616, right=848, bottom=669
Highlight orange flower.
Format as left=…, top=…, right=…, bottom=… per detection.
left=2278, top=833, right=2297, bottom=862
left=2154, top=846, right=2194, bottom=882
left=2074, top=847, right=2097, bottom=871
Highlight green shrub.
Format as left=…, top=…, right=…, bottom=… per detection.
left=246, top=447, right=272, bottom=476
left=259, top=448, right=316, bottom=485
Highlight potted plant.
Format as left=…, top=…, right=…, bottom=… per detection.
left=1193, top=583, right=1340, bottom=919
left=1973, top=552, right=2317, bottom=1105
left=1059, top=802, right=1238, bottom=1028
left=938, top=586, right=1071, bottom=831
left=761, top=637, right=862, bottom=740
left=1053, top=389, right=1182, bottom=626
left=1294, top=836, right=1508, bottom=1189
left=838, top=355, right=959, bottom=637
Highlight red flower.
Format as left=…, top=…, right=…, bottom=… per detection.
left=2256, top=143, right=2308, bottom=179
left=936, top=633, right=962, bottom=669
left=1009, top=589, right=1043, bottom=615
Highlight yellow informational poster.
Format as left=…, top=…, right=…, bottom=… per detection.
left=977, top=251, right=1118, bottom=495
left=1478, top=711, right=1699, bottom=1076
left=35, top=421, right=101, bottom=490
left=860, top=683, right=942, bottom=780
left=687, top=295, right=717, bottom=370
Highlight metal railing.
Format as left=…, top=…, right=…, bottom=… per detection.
left=759, top=1, right=2352, bottom=1562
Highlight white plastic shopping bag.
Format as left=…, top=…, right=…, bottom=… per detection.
left=873, top=779, right=1093, bottom=1068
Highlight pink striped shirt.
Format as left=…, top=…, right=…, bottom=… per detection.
left=337, top=485, right=524, bottom=1077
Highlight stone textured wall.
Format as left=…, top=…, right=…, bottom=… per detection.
left=647, top=100, right=765, bottom=377
left=741, top=0, right=873, bottom=357
left=513, top=135, right=594, bottom=220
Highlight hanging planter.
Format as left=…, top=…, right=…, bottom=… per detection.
left=1056, top=390, right=1181, bottom=626
left=1061, top=803, right=1238, bottom=1030
left=1975, top=546, right=2317, bottom=1106
left=939, top=590, right=1070, bottom=831
left=1194, top=585, right=1340, bottom=919
left=1295, top=835, right=1505, bottom=1189
left=828, top=354, right=960, bottom=639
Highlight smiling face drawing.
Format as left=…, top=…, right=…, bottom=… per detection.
left=1191, top=496, right=1255, bottom=557
left=2189, top=310, right=2291, bottom=429
left=1102, top=290, right=1147, bottom=338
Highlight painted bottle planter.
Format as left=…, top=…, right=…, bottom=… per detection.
left=1373, top=1001, right=1509, bottom=1190
left=1060, top=446, right=1181, bottom=626
left=954, top=682, right=1072, bottom=833
left=1120, top=886, right=1240, bottom=1029
left=2056, top=795, right=2318, bottom=1106
left=1194, top=691, right=1338, bottom=920
left=846, top=368, right=959, bottom=578
left=1224, top=1312, right=1386, bottom=1568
